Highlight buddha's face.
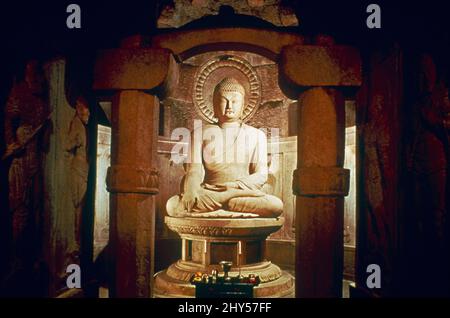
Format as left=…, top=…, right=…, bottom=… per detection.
left=213, top=91, right=244, bottom=123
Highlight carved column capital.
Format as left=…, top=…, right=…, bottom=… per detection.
left=293, top=167, right=350, bottom=197
left=280, top=44, right=362, bottom=87
left=106, top=164, right=159, bottom=194
left=93, top=48, right=174, bottom=90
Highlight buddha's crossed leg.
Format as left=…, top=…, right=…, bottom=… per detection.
left=226, top=195, right=283, bottom=218
left=166, top=188, right=283, bottom=218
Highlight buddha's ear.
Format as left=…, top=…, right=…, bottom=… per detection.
left=212, top=92, right=220, bottom=115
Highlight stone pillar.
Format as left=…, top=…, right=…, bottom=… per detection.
left=107, top=91, right=159, bottom=297
left=294, top=87, right=347, bottom=297
left=280, top=42, right=361, bottom=297
left=93, top=40, right=174, bottom=297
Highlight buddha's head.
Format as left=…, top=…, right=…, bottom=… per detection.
left=213, top=77, right=245, bottom=124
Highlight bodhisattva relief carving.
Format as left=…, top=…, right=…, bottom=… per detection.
left=409, top=55, right=450, bottom=251
left=65, top=96, right=90, bottom=252
left=3, top=60, right=50, bottom=273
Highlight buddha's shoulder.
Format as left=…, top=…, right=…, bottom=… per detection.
left=191, top=123, right=216, bottom=133
left=242, top=124, right=267, bottom=137
left=199, top=124, right=222, bottom=134
left=202, top=123, right=219, bottom=130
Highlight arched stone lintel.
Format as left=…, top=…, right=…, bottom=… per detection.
left=280, top=44, right=362, bottom=88
left=293, top=167, right=350, bottom=197
left=150, top=28, right=304, bottom=62
left=93, top=47, right=177, bottom=91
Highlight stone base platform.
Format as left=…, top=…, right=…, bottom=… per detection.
left=153, top=216, right=294, bottom=298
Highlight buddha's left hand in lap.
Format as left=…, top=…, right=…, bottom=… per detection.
left=208, top=182, right=239, bottom=191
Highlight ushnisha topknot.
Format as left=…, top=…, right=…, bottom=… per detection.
left=213, top=77, right=245, bottom=97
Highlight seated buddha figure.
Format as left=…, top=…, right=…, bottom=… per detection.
left=167, top=77, right=283, bottom=218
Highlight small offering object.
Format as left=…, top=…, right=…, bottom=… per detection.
left=190, top=270, right=260, bottom=285
left=190, top=261, right=260, bottom=297
left=192, top=272, right=203, bottom=283
left=248, top=274, right=258, bottom=284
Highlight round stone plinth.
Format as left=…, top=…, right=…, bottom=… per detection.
left=154, top=260, right=294, bottom=298
left=165, top=216, right=285, bottom=238
left=154, top=216, right=294, bottom=298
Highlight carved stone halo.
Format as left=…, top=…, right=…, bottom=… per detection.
left=193, top=55, right=261, bottom=124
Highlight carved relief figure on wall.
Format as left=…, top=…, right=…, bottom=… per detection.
left=166, top=77, right=283, bottom=218
left=408, top=54, right=450, bottom=293
left=410, top=55, right=449, bottom=245
left=2, top=60, right=50, bottom=280
left=65, top=96, right=90, bottom=253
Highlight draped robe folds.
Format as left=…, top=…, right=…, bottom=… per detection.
left=167, top=123, right=283, bottom=218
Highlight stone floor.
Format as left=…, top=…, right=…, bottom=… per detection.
left=98, top=279, right=353, bottom=298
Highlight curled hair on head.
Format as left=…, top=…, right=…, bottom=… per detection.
left=213, top=77, right=245, bottom=97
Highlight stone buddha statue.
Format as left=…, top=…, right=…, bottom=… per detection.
left=166, top=77, right=283, bottom=218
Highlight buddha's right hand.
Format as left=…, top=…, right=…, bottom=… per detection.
left=181, top=189, right=199, bottom=212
